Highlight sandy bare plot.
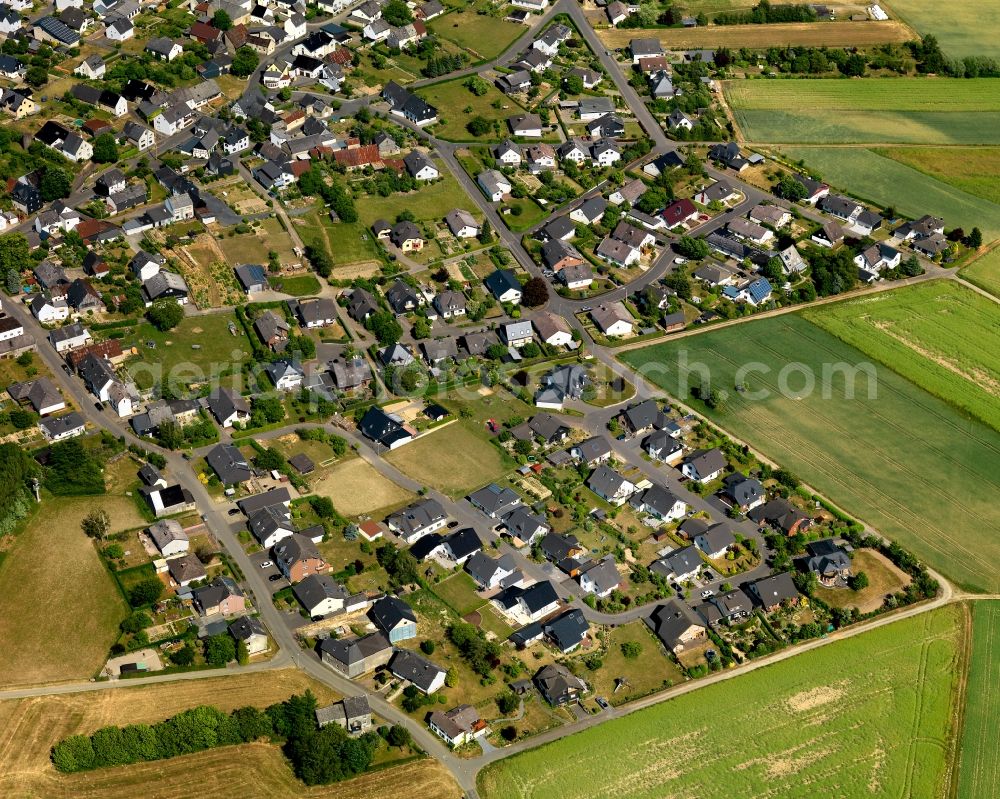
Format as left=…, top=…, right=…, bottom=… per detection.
left=597, top=20, right=914, bottom=49
left=310, top=457, right=414, bottom=517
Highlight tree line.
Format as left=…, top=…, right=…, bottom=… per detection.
left=52, top=691, right=402, bottom=786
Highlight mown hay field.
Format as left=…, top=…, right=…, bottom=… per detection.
left=802, top=281, right=1000, bottom=431
left=873, top=146, right=1000, bottom=205
left=480, top=606, right=964, bottom=799
left=0, top=669, right=460, bottom=799
left=957, top=601, right=1000, bottom=799
left=598, top=20, right=913, bottom=49
left=725, top=78, right=1000, bottom=144
left=0, top=495, right=137, bottom=687
left=960, top=245, right=1000, bottom=299
left=620, top=315, right=1000, bottom=593
left=887, top=0, right=1000, bottom=59
left=779, top=146, right=1000, bottom=242
left=310, top=457, right=414, bottom=517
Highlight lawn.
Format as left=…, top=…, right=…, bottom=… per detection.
left=220, top=218, right=298, bottom=268
left=503, top=199, right=548, bottom=232
left=598, top=20, right=914, bottom=49
left=725, top=78, right=1000, bottom=144
left=961, top=245, right=1000, bottom=298
left=0, top=667, right=460, bottom=799
left=432, top=571, right=486, bottom=616
left=118, top=313, right=252, bottom=391
left=873, top=146, right=1000, bottom=205
left=0, top=495, right=137, bottom=687
left=385, top=420, right=510, bottom=497
left=620, top=314, right=1000, bottom=593
left=480, top=605, right=964, bottom=799
left=310, top=457, right=414, bottom=518
left=581, top=622, right=684, bottom=705
left=417, top=78, right=524, bottom=143
left=957, top=601, right=1000, bottom=799
left=802, top=281, right=1000, bottom=431
left=780, top=146, right=1000, bottom=242
left=888, top=0, right=1000, bottom=59
left=269, top=273, right=321, bottom=297
left=354, top=170, right=471, bottom=226
left=427, top=8, right=525, bottom=60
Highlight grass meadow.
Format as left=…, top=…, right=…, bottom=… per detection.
left=427, top=8, right=525, bottom=60
left=725, top=78, right=1000, bottom=144
left=874, top=146, right=1000, bottom=205
left=355, top=170, right=474, bottom=226
left=957, top=601, right=1000, bottom=799
left=620, top=315, right=1000, bottom=593
left=802, top=282, right=1000, bottom=431
left=888, top=0, right=1000, bottom=59
left=780, top=146, right=1000, bottom=242
left=417, top=78, right=525, bottom=143
left=479, top=606, right=964, bottom=799
left=961, top=246, right=1000, bottom=298
left=385, top=420, right=510, bottom=497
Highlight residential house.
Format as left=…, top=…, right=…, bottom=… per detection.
left=478, top=169, right=512, bottom=202
left=193, top=577, right=246, bottom=617
left=631, top=484, right=687, bottom=524
left=386, top=498, right=447, bottom=543
left=294, top=574, right=353, bottom=618
left=359, top=405, right=412, bottom=449
left=693, top=524, right=735, bottom=559
left=469, top=483, right=522, bottom=519
left=721, top=472, right=765, bottom=511
left=229, top=615, right=268, bottom=655
left=445, top=209, right=478, bottom=238
left=167, top=552, right=207, bottom=587
left=403, top=150, right=439, bottom=181
left=465, top=551, right=519, bottom=590
left=532, top=312, right=574, bottom=348
left=147, top=519, right=189, bottom=557
left=389, top=649, right=446, bottom=694
left=651, top=545, right=703, bottom=583
left=534, top=363, right=588, bottom=409
left=590, top=302, right=634, bottom=337
left=645, top=599, right=707, bottom=654
left=805, top=539, right=852, bottom=586
left=319, top=633, right=393, bottom=677
left=749, top=497, right=811, bottom=536
left=534, top=663, right=586, bottom=706
left=681, top=448, right=726, bottom=484
left=206, top=442, right=253, bottom=485
left=587, top=465, right=635, bottom=506
left=578, top=556, right=620, bottom=599
left=274, top=534, right=328, bottom=583
left=749, top=572, right=800, bottom=612
left=484, top=269, right=522, bottom=304
left=429, top=705, right=486, bottom=748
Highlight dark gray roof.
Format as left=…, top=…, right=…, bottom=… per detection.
left=543, top=608, right=588, bottom=651
left=645, top=599, right=705, bottom=649
left=389, top=649, right=444, bottom=691
left=368, top=595, right=416, bottom=632
left=294, top=573, right=349, bottom=609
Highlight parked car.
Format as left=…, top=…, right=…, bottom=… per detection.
left=447, top=520, right=460, bottom=529
left=701, top=589, right=714, bottom=598
left=260, top=560, right=273, bottom=568
left=94, top=401, right=104, bottom=411
left=596, top=697, right=609, bottom=709
left=268, top=574, right=282, bottom=582
left=228, top=508, right=240, bottom=516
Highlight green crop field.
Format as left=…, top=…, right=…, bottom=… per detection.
left=957, top=601, right=1000, bottom=799
left=480, top=606, right=964, bottom=799
left=417, top=78, right=524, bottom=142
left=873, top=146, right=1000, bottom=205
left=888, top=0, right=1000, bottom=60
left=780, top=147, right=1000, bottom=243
left=725, top=78, right=1000, bottom=144
left=620, top=315, right=1000, bottom=593
left=961, top=246, right=1000, bottom=298
left=802, top=282, right=1000, bottom=431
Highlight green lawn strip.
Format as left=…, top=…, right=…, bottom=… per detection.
left=780, top=146, right=1000, bottom=242
left=620, top=315, right=1000, bottom=593
left=417, top=78, right=525, bottom=143
left=479, top=606, right=963, bottom=799
left=872, top=146, right=1000, bottom=206
left=887, top=0, right=1000, bottom=60
left=269, top=274, right=322, bottom=297
left=427, top=8, right=525, bottom=60
left=431, top=571, right=487, bottom=616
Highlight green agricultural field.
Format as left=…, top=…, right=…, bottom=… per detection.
left=957, top=601, right=1000, bottom=799
left=427, top=8, right=525, bottom=60
left=888, top=0, right=1000, bottom=60
left=355, top=171, right=473, bottom=226
left=961, top=246, right=1000, bottom=298
left=620, top=315, right=1000, bottom=593
left=780, top=146, right=1000, bottom=242
left=417, top=78, right=524, bottom=142
left=873, top=146, right=1000, bottom=205
left=803, top=282, right=1000, bottom=430
left=118, top=313, right=253, bottom=391
left=480, top=606, right=964, bottom=799
left=725, top=78, right=1000, bottom=144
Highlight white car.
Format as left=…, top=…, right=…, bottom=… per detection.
left=701, top=589, right=714, bottom=598
left=674, top=257, right=687, bottom=265
left=260, top=560, right=273, bottom=568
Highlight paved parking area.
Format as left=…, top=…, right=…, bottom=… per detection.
left=249, top=550, right=288, bottom=589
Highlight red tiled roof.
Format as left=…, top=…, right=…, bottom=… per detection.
left=68, top=339, right=123, bottom=367
left=334, top=144, right=381, bottom=168
left=76, top=219, right=115, bottom=241
left=83, top=118, right=111, bottom=136
left=290, top=161, right=311, bottom=177
left=328, top=48, right=351, bottom=65
left=189, top=21, right=222, bottom=42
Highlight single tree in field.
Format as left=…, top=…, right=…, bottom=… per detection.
left=81, top=508, right=111, bottom=540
